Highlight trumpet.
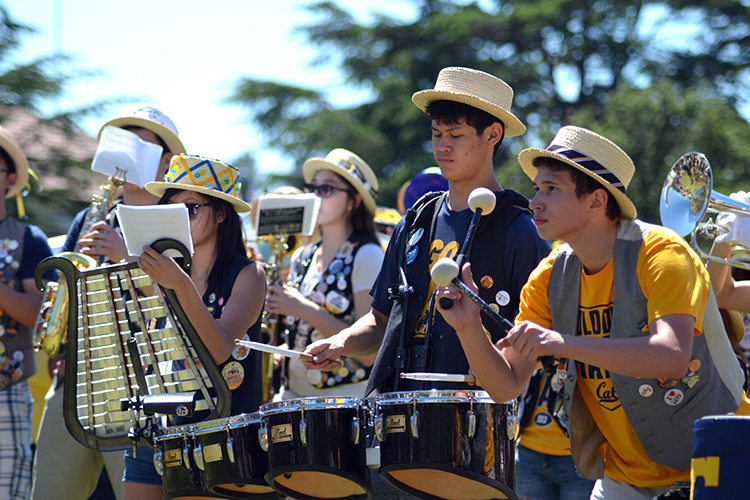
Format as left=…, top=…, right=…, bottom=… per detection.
left=660, top=152, right=750, bottom=270
left=33, top=169, right=126, bottom=356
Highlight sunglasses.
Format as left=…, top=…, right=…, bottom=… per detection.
left=303, top=183, right=352, bottom=199
left=184, top=203, right=211, bottom=218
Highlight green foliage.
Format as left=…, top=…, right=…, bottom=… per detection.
left=0, top=4, right=116, bottom=236
left=230, top=0, right=750, bottom=218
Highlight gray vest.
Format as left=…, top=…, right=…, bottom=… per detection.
left=549, top=219, right=743, bottom=477
left=0, top=217, right=36, bottom=386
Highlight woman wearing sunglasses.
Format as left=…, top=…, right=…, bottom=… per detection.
left=265, top=148, right=384, bottom=399
left=125, top=154, right=266, bottom=500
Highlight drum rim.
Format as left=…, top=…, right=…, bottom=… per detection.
left=260, top=396, right=365, bottom=415
left=373, top=389, right=513, bottom=405
left=154, top=423, right=198, bottom=440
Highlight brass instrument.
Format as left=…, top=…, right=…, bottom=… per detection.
left=259, top=232, right=301, bottom=403
left=34, top=169, right=126, bottom=356
left=660, top=152, right=750, bottom=270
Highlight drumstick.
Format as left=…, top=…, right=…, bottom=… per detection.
left=235, top=339, right=314, bottom=362
left=439, top=188, right=496, bottom=310
left=431, top=258, right=555, bottom=369
left=400, top=372, right=476, bottom=384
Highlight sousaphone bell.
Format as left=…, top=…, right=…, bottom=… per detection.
left=660, top=151, right=750, bottom=270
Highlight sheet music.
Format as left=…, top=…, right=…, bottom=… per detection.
left=254, top=193, right=320, bottom=236
left=92, top=126, right=163, bottom=188
left=116, top=204, right=194, bottom=257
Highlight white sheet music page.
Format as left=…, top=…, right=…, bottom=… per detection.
left=92, top=126, right=164, bottom=187
left=116, top=204, right=194, bottom=257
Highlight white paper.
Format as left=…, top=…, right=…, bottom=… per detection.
left=92, top=126, right=164, bottom=188
left=254, top=193, right=321, bottom=236
left=116, top=204, right=194, bottom=257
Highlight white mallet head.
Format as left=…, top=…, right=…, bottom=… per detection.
left=468, top=187, right=496, bottom=215
left=431, top=258, right=460, bottom=287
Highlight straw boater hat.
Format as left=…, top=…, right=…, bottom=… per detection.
left=412, top=67, right=526, bottom=138
left=0, top=127, right=29, bottom=199
left=145, top=154, right=251, bottom=213
left=302, top=148, right=379, bottom=216
left=98, top=103, right=186, bottom=155
left=518, top=126, right=637, bottom=220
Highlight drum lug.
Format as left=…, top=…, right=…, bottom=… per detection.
left=193, top=441, right=204, bottom=471
left=410, top=411, right=419, bottom=439
left=182, top=436, right=191, bottom=471
left=258, top=420, right=269, bottom=452
left=152, top=445, right=164, bottom=476
left=300, top=418, right=308, bottom=447
left=467, top=410, right=476, bottom=439
left=351, top=416, right=361, bottom=445
left=507, top=412, right=519, bottom=440
left=374, top=413, right=384, bottom=442
left=227, top=434, right=235, bottom=463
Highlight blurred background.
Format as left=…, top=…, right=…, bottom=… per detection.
left=4, top=0, right=750, bottom=237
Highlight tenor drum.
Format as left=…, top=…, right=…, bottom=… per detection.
left=153, top=423, right=213, bottom=500
left=374, top=390, right=518, bottom=500
left=193, top=413, right=280, bottom=499
left=259, top=397, right=372, bottom=500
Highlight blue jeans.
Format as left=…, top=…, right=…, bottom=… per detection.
left=515, top=445, right=595, bottom=500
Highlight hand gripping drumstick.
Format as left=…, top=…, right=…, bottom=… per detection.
left=235, top=339, right=345, bottom=368
left=439, top=187, right=496, bottom=310
left=431, top=258, right=555, bottom=368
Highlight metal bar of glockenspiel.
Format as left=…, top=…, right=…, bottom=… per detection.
left=121, top=269, right=168, bottom=395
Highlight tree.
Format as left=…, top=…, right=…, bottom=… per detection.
left=230, top=0, right=750, bottom=218
left=0, top=4, right=111, bottom=236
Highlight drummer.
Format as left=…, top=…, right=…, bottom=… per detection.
left=303, top=66, right=549, bottom=395
left=125, top=154, right=266, bottom=500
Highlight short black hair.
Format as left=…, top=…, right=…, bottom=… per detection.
left=533, top=156, right=621, bottom=220
left=425, top=100, right=505, bottom=158
left=0, top=147, right=16, bottom=174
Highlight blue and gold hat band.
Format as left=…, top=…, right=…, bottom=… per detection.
left=547, top=145, right=626, bottom=194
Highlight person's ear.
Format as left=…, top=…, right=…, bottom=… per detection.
left=486, top=122, right=504, bottom=150
left=589, top=189, right=608, bottom=214
left=5, top=172, right=17, bottom=194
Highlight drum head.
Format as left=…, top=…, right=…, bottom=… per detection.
left=381, top=465, right=516, bottom=500
left=266, top=466, right=371, bottom=500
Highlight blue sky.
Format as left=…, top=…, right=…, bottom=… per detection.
left=8, top=0, right=419, bottom=174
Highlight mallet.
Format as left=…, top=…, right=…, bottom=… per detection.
left=439, top=187, right=496, bottom=310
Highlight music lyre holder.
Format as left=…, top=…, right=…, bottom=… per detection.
left=439, top=188, right=496, bottom=310
left=431, top=258, right=554, bottom=369
left=34, top=238, right=232, bottom=452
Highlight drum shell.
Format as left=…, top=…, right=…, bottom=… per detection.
left=376, top=391, right=517, bottom=500
left=155, top=429, right=213, bottom=500
left=691, top=415, right=750, bottom=499
left=260, top=397, right=372, bottom=500
left=195, top=414, right=280, bottom=499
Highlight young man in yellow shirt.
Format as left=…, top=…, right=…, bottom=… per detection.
left=434, top=126, right=749, bottom=499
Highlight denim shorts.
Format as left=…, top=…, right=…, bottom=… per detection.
left=123, top=445, right=162, bottom=486
left=515, top=444, right=595, bottom=500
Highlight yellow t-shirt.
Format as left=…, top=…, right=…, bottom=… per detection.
left=518, top=370, right=571, bottom=456
left=517, top=225, right=749, bottom=486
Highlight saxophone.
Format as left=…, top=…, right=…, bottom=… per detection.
left=258, top=232, right=300, bottom=403
left=33, top=170, right=127, bottom=357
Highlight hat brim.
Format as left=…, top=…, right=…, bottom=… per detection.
left=412, top=90, right=526, bottom=137
left=145, top=181, right=251, bottom=213
left=0, top=135, right=29, bottom=199
left=99, top=117, right=186, bottom=155
left=518, top=148, right=637, bottom=220
left=303, top=158, right=377, bottom=216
